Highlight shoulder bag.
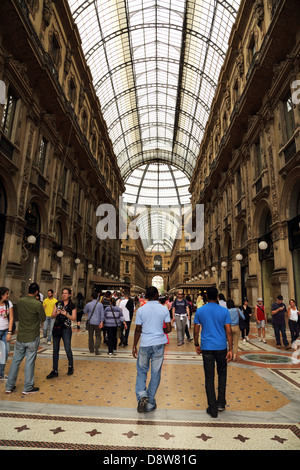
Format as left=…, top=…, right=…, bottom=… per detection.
left=86, top=300, right=99, bottom=329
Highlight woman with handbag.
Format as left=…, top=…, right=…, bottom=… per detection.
left=46, top=288, right=76, bottom=378
left=101, top=297, right=127, bottom=356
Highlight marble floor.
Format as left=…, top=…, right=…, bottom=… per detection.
left=0, top=317, right=299, bottom=452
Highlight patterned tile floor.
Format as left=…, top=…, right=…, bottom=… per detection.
left=0, top=318, right=299, bottom=452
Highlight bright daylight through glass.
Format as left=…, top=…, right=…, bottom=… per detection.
left=68, top=0, right=241, bottom=250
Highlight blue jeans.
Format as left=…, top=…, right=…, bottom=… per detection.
left=135, top=344, right=165, bottom=409
left=43, top=317, right=55, bottom=342
left=0, top=329, right=9, bottom=376
left=6, top=337, right=40, bottom=392
left=52, top=327, right=73, bottom=371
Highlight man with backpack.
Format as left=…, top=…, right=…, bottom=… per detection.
left=172, top=291, right=190, bottom=346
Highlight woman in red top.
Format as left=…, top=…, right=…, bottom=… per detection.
left=255, top=298, right=267, bottom=343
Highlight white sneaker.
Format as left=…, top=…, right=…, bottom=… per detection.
left=263, top=339, right=266, bottom=343
left=243, top=339, right=246, bottom=344
left=258, top=338, right=262, bottom=342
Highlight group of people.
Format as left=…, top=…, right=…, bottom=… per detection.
left=133, top=287, right=299, bottom=418
left=84, top=290, right=134, bottom=357
left=0, top=282, right=299, bottom=419
left=0, top=284, right=136, bottom=393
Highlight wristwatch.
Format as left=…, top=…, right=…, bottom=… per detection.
left=194, top=343, right=200, bottom=347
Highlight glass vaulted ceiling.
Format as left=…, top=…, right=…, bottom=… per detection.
left=68, top=0, right=241, bottom=251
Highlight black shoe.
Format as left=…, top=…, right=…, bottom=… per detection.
left=46, top=370, right=58, bottom=379
left=67, top=366, right=74, bottom=375
left=206, top=407, right=218, bottom=418
left=218, top=406, right=225, bottom=411
left=137, top=396, right=148, bottom=413
left=22, top=387, right=39, bottom=395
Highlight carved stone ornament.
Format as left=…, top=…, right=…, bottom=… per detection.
left=254, top=0, right=264, bottom=29
left=26, top=0, right=39, bottom=19
left=43, top=0, right=53, bottom=28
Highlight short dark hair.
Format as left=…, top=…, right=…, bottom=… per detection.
left=48, top=289, right=54, bottom=294
left=146, top=286, right=158, bottom=300
left=105, top=291, right=111, bottom=297
left=206, top=287, right=218, bottom=301
left=0, top=287, right=9, bottom=301
left=277, top=295, right=283, bottom=301
left=62, top=287, right=71, bottom=295
left=227, top=299, right=235, bottom=309
left=91, top=291, right=98, bottom=299
left=28, top=283, right=39, bottom=294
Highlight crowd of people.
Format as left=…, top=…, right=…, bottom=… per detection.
left=0, top=283, right=299, bottom=416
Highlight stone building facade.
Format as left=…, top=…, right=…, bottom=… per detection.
left=0, top=0, right=125, bottom=302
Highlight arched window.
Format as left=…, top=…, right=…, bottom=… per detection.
left=154, top=255, right=162, bottom=271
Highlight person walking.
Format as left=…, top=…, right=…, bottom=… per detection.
left=6, top=283, right=45, bottom=395
left=119, top=292, right=133, bottom=346
left=101, top=297, right=127, bottom=356
left=133, top=286, right=171, bottom=413
left=46, top=288, right=76, bottom=379
left=196, top=293, right=204, bottom=309
left=193, top=287, right=233, bottom=418
left=84, top=292, right=104, bottom=355
left=0, top=287, right=15, bottom=380
left=271, top=295, right=290, bottom=349
left=159, top=295, right=170, bottom=344
left=227, top=299, right=245, bottom=361
left=287, top=299, right=300, bottom=344
left=218, top=293, right=227, bottom=308
left=42, top=289, right=57, bottom=345
left=239, top=298, right=252, bottom=343
left=172, top=290, right=190, bottom=345
left=255, top=298, right=267, bottom=343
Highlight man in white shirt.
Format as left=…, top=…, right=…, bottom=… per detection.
left=133, top=286, right=171, bottom=413
left=119, top=292, right=132, bottom=346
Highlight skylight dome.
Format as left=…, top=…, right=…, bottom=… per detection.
left=68, top=0, right=241, bottom=250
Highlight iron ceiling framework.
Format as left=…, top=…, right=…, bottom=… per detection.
left=68, top=0, right=241, bottom=251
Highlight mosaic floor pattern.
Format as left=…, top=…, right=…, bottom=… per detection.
left=0, top=319, right=299, bottom=452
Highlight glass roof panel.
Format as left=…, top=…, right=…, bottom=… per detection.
left=68, top=0, right=241, bottom=250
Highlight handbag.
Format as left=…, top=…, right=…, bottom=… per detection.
left=110, top=306, right=122, bottom=339
left=86, top=299, right=99, bottom=329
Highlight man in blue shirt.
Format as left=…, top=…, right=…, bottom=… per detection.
left=132, top=286, right=171, bottom=413
left=193, top=287, right=233, bottom=418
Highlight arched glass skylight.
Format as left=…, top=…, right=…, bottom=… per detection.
left=123, top=163, right=190, bottom=251
left=68, top=0, right=241, bottom=250
left=68, top=0, right=241, bottom=180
